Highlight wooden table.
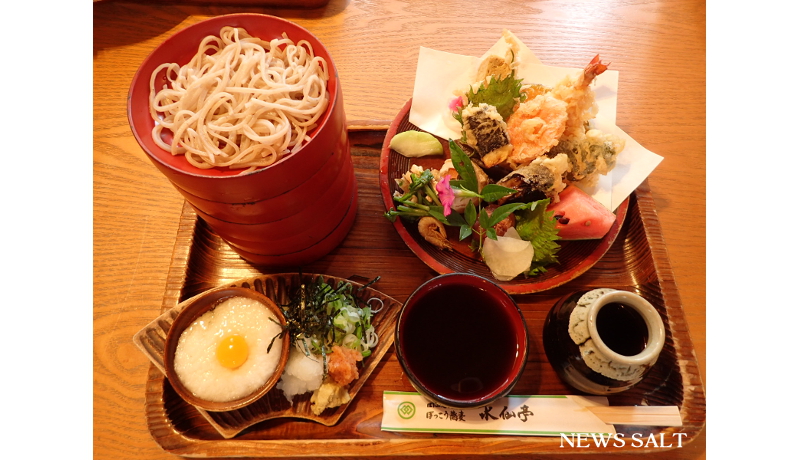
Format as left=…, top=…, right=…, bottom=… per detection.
left=93, top=1, right=706, bottom=458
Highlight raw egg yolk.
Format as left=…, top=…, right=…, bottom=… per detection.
left=216, top=334, right=249, bottom=369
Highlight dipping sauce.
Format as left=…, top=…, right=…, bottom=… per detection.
left=595, top=302, right=649, bottom=356
left=173, top=296, right=284, bottom=402
left=399, top=282, right=521, bottom=401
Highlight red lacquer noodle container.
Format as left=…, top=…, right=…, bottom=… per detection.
left=127, top=14, right=356, bottom=266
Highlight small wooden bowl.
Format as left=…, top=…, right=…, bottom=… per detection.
left=163, top=287, right=290, bottom=412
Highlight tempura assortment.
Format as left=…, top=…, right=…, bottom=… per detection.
left=455, top=46, right=625, bottom=199
left=385, top=36, right=625, bottom=280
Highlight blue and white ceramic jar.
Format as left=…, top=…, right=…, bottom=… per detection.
left=543, top=289, right=666, bottom=395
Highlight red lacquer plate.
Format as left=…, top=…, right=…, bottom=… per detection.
left=379, top=99, right=629, bottom=295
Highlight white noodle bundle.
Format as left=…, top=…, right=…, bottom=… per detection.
left=148, top=26, right=330, bottom=171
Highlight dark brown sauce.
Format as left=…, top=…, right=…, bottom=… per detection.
left=400, top=284, right=518, bottom=400
left=596, top=302, right=649, bottom=356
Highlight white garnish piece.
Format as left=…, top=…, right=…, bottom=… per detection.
left=481, top=227, right=533, bottom=281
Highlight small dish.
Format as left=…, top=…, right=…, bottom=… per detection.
left=163, top=287, right=291, bottom=412
left=394, top=273, right=528, bottom=408
left=133, top=273, right=403, bottom=438
left=378, top=99, right=629, bottom=294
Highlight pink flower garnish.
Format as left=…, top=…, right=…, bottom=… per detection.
left=436, top=175, right=455, bottom=216
left=448, top=96, right=465, bottom=112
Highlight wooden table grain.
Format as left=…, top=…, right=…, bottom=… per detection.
left=93, top=1, right=706, bottom=458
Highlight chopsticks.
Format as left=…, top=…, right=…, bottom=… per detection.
left=587, top=406, right=682, bottom=426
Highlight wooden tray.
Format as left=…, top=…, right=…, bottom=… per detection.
left=143, top=130, right=705, bottom=457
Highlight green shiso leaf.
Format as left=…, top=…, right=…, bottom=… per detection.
left=515, top=199, right=561, bottom=275
left=455, top=70, right=527, bottom=122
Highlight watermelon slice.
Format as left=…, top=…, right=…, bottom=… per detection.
left=547, top=185, right=616, bottom=240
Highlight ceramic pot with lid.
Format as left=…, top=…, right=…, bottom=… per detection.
left=543, top=288, right=665, bottom=395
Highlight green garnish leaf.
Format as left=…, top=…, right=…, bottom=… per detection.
left=456, top=71, right=526, bottom=121
left=478, top=207, right=491, bottom=234
left=480, top=184, right=519, bottom=204
left=463, top=200, right=477, bottom=227
left=448, top=141, right=478, bottom=193
left=527, top=265, right=550, bottom=276
left=459, top=225, right=473, bottom=241
left=487, top=202, right=529, bottom=227
left=515, top=199, right=561, bottom=274
left=459, top=201, right=477, bottom=240
left=445, top=211, right=468, bottom=227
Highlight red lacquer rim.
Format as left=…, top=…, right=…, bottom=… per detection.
left=379, top=99, right=629, bottom=295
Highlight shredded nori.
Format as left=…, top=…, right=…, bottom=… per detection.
left=267, top=273, right=381, bottom=373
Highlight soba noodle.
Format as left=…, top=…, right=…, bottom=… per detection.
left=148, top=26, right=330, bottom=171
